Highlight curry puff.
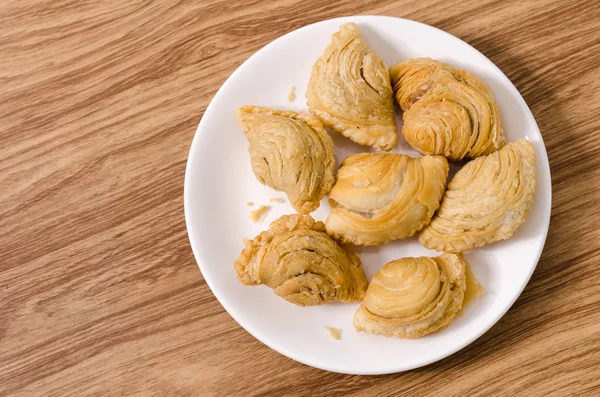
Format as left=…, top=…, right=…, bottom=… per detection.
left=307, top=23, right=397, bottom=151
left=325, top=153, right=448, bottom=246
left=420, top=140, right=536, bottom=253
left=354, top=253, right=469, bottom=338
left=235, top=214, right=368, bottom=306
left=236, top=106, right=336, bottom=214
left=390, top=58, right=506, bottom=161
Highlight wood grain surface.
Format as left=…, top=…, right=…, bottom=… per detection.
left=1, top=0, right=599, bottom=396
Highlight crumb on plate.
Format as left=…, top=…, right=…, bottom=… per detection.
left=249, top=205, right=270, bottom=223
left=325, top=326, right=341, bottom=340
left=287, top=86, right=296, bottom=102
left=269, top=197, right=286, bottom=203
left=246, top=202, right=254, bottom=206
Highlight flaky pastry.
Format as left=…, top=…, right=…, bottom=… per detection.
left=306, top=23, right=397, bottom=151
left=235, top=214, right=368, bottom=306
left=420, top=139, right=536, bottom=252
left=354, top=253, right=468, bottom=338
left=325, top=153, right=448, bottom=245
left=390, top=58, right=506, bottom=160
left=236, top=106, right=336, bottom=214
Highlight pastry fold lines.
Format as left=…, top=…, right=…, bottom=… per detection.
left=236, top=214, right=368, bottom=306
left=390, top=58, right=506, bottom=160
left=236, top=106, right=336, bottom=214
left=325, top=153, right=448, bottom=246
left=420, top=139, right=536, bottom=253
left=307, top=23, right=397, bottom=151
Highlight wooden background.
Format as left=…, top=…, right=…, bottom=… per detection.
left=1, top=0, right=599, bottom=395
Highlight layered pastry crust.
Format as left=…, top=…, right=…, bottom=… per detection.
left=420, top=139, right=536, bottom=253
left=235, top=214, right=368, bottom=306
left=236, top=106, right=336, bottom=214
left=390, top=58, right=506, bottom=160
left=354, top=253, right=468, bottom=338
left=306, top=23, right=397, bottom=151
left=325, top=153, right=449, bottom=245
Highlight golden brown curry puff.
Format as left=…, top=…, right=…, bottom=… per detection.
left=236, top=106, right=336, bottom=214
left=390, top=58, right=506, bottom=160
left=420, top=139, right=536, bottom=253
left=306, top=23, right=397, bottom=151
left=325, top=153, right=449, bottom=245
left=354, top=253, right=469, bottom=338
left=235, top=214, right=368, bottom=306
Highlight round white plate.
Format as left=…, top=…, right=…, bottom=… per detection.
left=184, top=15, right=551, bottom=375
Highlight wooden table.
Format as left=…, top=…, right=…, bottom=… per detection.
left=1, top=0, right=599, bottom=395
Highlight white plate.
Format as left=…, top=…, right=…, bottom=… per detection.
left=184, top=15, right=551, bottom=375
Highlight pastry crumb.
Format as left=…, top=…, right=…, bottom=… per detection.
left=242, top=238, right=248, bottom=245
left=269, top=197, right=286, bottom=203
left=246, top=202, right=254, bottom=206
left=325, top=326, right=341, bottom=340
left=249, top=205, right=270, bottom=223
left=287, top=86, right=296, bottom=102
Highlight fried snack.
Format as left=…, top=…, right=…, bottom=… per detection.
left=236, top=106, right=336, bottom=214
left=306, top=23, right=397, bottom=151
left=235, top=214, right=368, bottom=306
left=325, top=153, right=448, bottom=246
left=420, top=139, right=536, bottom=252
left=354, top=253, right=468, bottom=338
left=390, top=58, right=505, bottom=160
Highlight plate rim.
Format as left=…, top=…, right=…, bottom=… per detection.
left=184, top=15, right=552, bottom=375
